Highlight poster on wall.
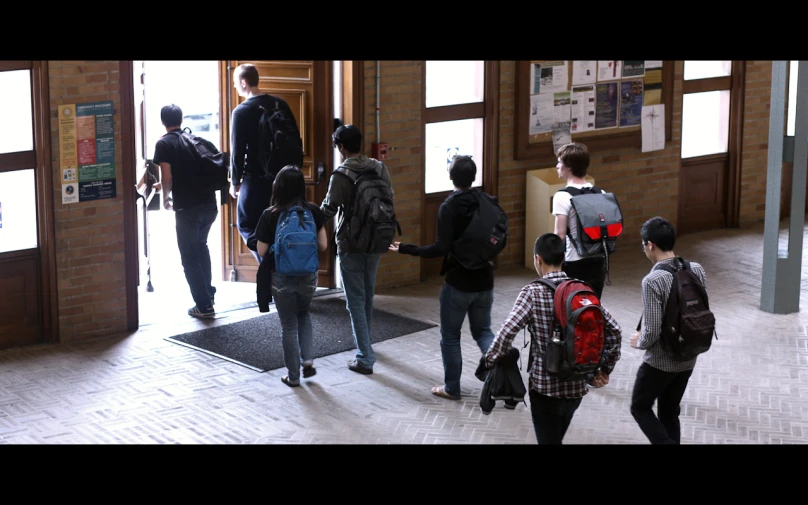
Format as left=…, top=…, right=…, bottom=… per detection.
left=60, top=101, right=116, bottom=204
left=595, top=82, right=619, bottom=129
left=619, top=79, right=644, bottom=127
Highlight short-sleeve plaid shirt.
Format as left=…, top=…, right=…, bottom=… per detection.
left=484, top=271, right=623, bottom=398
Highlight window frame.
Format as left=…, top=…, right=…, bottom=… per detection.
left=421, top=61, right=499, bottom=198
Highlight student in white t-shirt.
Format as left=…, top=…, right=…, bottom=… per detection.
left=551, top=142, right=607, bottom=299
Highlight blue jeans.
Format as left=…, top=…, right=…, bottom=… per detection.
left=237, top=175, right=274, bottom=264
left=272, top=272, right=318, bottom=382
left=439, top=283, right=495, bottom=397
left=630, top=362, right=693, bottom=444
left=529, top=390, right=583, bottom=444
left=338, top=252, right=381, bottom=368
left=175, top=201, right=218, bottom=310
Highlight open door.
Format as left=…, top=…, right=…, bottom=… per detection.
left=222, top=61, right=335, bottom=287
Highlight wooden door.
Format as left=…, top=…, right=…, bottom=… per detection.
left=677, top=61, right=745, bottom=234
left=222, top=61, right=334, bottom=286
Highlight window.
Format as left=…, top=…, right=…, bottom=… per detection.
left=787, top=61, right=799, bottom=137
left=0, top=68, right=37, bottom=254
left=424, top=61, right=486, bottom=194
left=680, top=61, right=733, bottom=159
left=0, top=70, right=34, bottom=154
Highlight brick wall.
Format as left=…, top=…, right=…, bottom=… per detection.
left=363, top=61, right=424, bottom=288
left=48, top=61, right=129, bottom=341
left=739, top=61, right=773, bottom=225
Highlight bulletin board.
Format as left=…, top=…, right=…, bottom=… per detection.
left=514, top=60, right=674, bottom=163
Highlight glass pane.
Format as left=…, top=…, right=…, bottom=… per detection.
left=425, top=119, right=483, bottom=194
left=787, top=61, right=799, bottom=137
left=681, top=90, right=730, bottom=158
left=0, top=70, right=34, bottom=154
left=426, top=61, right=484, bottom=108
left=0, top=169, right=38, bottom=253
left=144, top=61, right=220, bottom=158
left=684, top=61, right=732, bottom=81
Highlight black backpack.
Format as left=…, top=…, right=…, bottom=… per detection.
left=558, top=185, right=623, bottom=273
left=335, top=161, right=401, bottom=254
left=449, top=189, right=508, bottom=270
left=636, top=257, right=717, bottom=361
left=174, top=128, right=229, bottom=193
left=257, top=98, right=304, bottom=178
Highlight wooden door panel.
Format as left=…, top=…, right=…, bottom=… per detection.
left=422, top=194, right=445, bottom=278
left=678, top=157, right=726, bottom=234
left=224, top=61, right=333, bottom=286
left=0, top=256, right=41, bottom=347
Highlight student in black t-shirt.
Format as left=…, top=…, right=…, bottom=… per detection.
left=254, top=166, right=327, bottom=388
left=152, top=104, right=218, bottom=319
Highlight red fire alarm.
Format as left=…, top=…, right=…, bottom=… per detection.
left=372, top=142, right=388, bottom=160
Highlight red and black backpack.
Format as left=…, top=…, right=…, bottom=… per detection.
left=534, top=277, right=607, bottom=381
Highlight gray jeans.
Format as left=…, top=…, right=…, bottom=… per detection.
left=271, top=272, right=318, bottom=381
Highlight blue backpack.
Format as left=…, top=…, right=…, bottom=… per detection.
left=272, top=205, right=319, bottom=275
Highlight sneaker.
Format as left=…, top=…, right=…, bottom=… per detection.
left=188, top=305, right=215, bottom=319
left=347, top=359, right=373, bottom=375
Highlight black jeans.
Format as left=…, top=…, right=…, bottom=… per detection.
left=630, top=362, right=693, bottom=444
left=562, top=256, right=606, bottom=299
left=237, top=175, right=274, bottom=264
left=175, top=201, right=218, bottom=310
left=529, top=390, right=583, bottom=444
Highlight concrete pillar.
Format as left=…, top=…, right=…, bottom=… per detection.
left=761, top=61, right=808, bottom=313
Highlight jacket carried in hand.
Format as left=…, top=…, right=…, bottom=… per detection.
left=475, top=347, right=526, bottom=414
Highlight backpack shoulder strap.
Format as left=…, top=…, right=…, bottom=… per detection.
left=653, top=262, right=678, bottom=275
left=558, top=187, right=580, bottom=196
left=534, top=278, right=558, bottom=292
left=334, top=165, right=359, bottom=183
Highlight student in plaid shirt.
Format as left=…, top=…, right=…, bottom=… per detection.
left=484, top=233, right=623, bottom=444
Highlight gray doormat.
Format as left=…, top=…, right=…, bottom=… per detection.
left=164, top=297, right=437, bottom=372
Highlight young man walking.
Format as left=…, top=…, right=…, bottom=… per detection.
left=152, top=104, right=218, bottom=319
left=391, top=155, right=499, bottom=401
left=552, top=142, right=608, bottom=299
left=229, top=63, right=300, bottom=264
left=484, top=233, right=622, bottom=444
left=321, top=124, right=394, bottom=376
left=629, top=216, right=707, bottom=444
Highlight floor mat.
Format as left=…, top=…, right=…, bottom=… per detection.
left=164, top=297, right=437, bottom=372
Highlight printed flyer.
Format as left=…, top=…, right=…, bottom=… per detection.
left=60, top=101, right=116, bottom=204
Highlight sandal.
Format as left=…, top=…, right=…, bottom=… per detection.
left=281, top=375, right=300, bottom=388
left=431, top=385, right=461, bottom=401
left=302, top=365, right=317, bottom=378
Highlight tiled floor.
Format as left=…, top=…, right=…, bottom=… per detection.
left=1, top=219, right=807, bottom=444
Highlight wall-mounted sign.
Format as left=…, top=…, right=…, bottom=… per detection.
left=60, top=101, right=116, bottom=204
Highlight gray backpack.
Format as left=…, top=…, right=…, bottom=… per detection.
left=559, top=185, right=624, bottom=259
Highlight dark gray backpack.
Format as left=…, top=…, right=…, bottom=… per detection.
left=335, top=162, right=401, bottom=254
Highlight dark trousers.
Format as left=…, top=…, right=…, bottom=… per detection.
left=237, top=175, right=274, bottom=264
left=529, top=390, right=583, bottom=444
left=175, top=201, right=218, bottom=310
left=562, top=256, right=606, bottom=299
left=630, top=362, right=693, bottom=444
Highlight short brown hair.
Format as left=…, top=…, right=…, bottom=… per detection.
left=235, top=64, right=259, bottom=87
left=556, top=142, right=590, bottom=178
